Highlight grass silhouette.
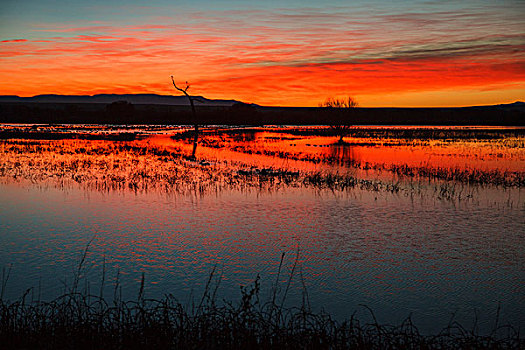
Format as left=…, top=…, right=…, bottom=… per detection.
left=1, top=259, right=522, bottom=350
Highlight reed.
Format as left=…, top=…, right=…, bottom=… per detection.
left=0, top=139, right=470, bottom=200
left=1, top=138, right=521, bottom=205
left=200, top=140, right=524, bottom=188
left=253, top=127, right=525, bottom=142
left=0, top=271, right=521, bottom=349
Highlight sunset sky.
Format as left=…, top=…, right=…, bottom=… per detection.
left=1, top=0, right=524, bottom=107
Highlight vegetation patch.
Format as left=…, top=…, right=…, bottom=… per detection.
left=1, top=270, right=522, bottom=350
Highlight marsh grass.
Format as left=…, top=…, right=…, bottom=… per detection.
left=197, top=138, right=524, bottom=188
left=188, top=127, right=525, bottom=188
left=253, top=127, right=525, bottom=142
left=0, top=129, right=139, bottom=141
left=1, top=264, right=522, bottom=349
left=0, top=139, right=485, bottom=201
left=2, top=137, right=523, bottom=210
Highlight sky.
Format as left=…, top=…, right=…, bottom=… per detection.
left=0, top=0, right=524, bottom=107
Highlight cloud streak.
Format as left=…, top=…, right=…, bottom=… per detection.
left=0, top=2, right=524, bottom=106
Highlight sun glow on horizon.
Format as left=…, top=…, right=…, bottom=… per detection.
left=0, top=1, right=524, bottom=107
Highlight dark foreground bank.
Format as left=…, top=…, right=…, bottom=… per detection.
left=1, top=280, right=522, bottom=349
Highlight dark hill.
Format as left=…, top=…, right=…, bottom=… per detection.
left=0, top=95, right=523, bottom=126
left=0, top=94, right=241, bottom=107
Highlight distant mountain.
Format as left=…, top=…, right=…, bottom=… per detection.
left=0, top=94, right=244, bottom=107
left=0, top=95, right=521, bottom=110
left=468, top=101, right=525, bottom=111
left=491, top=101, right=525, bottom=111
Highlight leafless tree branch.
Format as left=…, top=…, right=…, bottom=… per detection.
left=319, top=96, right=359, bottom=143
left=171, top=76, right=200, bottom=159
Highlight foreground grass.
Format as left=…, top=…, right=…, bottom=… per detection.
left=1, top=282, right=522, bottom=349
left=1, top=247, right=522, bottom=350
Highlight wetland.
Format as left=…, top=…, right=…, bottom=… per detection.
left=0, top=124, right=523, bottom=347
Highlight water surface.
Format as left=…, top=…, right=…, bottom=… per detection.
left=0, top=125, right=523, bottom=334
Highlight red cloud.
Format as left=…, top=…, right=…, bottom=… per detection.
left=1, top=39, right=28, bottom=43
left=1, top=6, right=524, bottom=106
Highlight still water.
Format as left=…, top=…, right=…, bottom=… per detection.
left=0, top=126, right=523, bottom=334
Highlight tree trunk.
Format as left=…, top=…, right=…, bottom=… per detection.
left=188, top=97, right=198, bottom=159
left=171, top=77, right=200, bottom=160
left=192, top=123, right=199, bottom=158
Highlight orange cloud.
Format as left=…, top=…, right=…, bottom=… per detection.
left=0, top=6, right=524, bottom=106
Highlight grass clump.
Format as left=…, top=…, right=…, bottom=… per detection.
left=0, top=274, right=522, bottom=349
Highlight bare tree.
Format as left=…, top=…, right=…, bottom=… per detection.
left=319, top=96, right=359, bottom=144
left=171, top=76, right=201, bottom=159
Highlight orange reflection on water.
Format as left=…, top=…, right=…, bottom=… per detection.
left=1, top=125, right=523, bottom=191
left=178, top=128, right=525, bottom=174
